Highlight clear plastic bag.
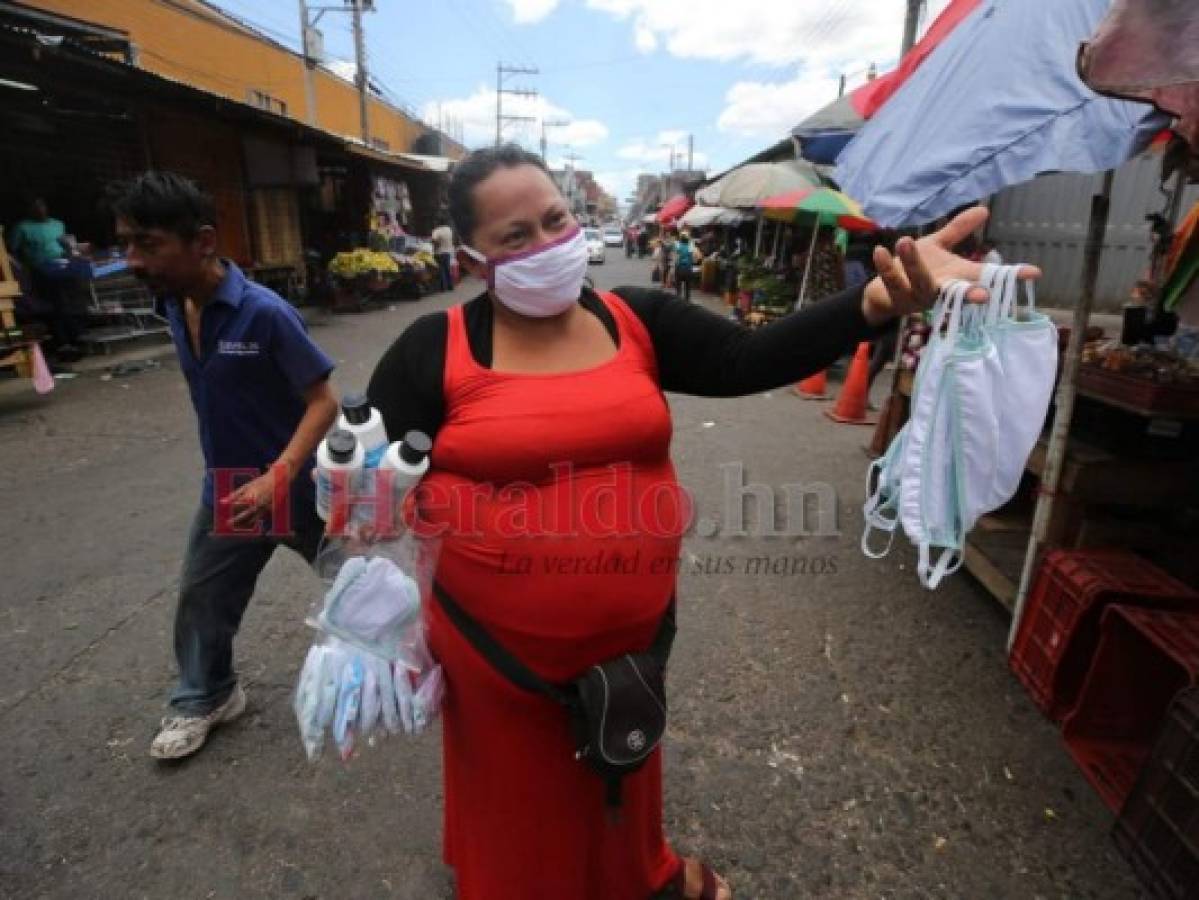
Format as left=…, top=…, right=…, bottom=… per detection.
left=294, top=527, right=443, bottom=761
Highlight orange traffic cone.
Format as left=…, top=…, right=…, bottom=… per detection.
left=793, top=369, right=827, bottom=400
left=825, top=342, right=876, bottom=425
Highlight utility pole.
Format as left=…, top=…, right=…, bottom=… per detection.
left=661, top=144, right=675, bottom=172
left=687, top=133, right=693, bottom=172
left=350, top=0, right=371, bottom=144
left=563, top=150, right=583, bottom=214
left=297, top=0, right=318, bottom=125
left=540, top=118, right=569, bottom=162
left=838, top=73, right=846, bottom=97
left=901, top=0, right=924, bottom=56
left=496, top=62, right=539, bottom=146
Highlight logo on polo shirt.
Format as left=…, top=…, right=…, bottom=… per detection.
left=218, top=340, right=261, bottom=356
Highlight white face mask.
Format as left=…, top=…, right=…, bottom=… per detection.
left=462, top=226, right=589, bottom=318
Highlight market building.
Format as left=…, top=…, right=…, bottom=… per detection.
left=0, top=1, right=462, bottom=352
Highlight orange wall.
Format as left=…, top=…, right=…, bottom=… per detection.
left=28, top=0, right=460, bottom=156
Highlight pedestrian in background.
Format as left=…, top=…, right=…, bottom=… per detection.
left=674, top=232, right=696, bottom=301
left=432, top=220, right=455, bottom=292
left=111, top=172, right=338, bottom=760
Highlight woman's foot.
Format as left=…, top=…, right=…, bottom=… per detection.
left=678, top=857, right=731, bottom=900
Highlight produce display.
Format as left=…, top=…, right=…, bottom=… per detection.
left=328, top=250, right=399, bottom=279
left=1083, top=335, right=1199, bottom=385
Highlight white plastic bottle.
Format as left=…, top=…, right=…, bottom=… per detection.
left=316, top=429, right=364, bottom=522
left=378, top=430, right=432, bottom=506
left=337, top=393, right=388, bottom=468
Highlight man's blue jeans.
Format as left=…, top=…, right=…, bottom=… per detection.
left=169, top=503, right=324, bottom=715
left=436, top=252, right=453, bottom=292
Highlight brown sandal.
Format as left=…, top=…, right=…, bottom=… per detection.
left=673, top=858, right=730, bottom=900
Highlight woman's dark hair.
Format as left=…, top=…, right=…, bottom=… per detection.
left=109, top=171, right=217, bottom=239
left=448, top=144, right=553, bottom=243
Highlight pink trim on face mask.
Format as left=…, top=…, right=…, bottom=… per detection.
left=467, top=225, right=582, bottom=292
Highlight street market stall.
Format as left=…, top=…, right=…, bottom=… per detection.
left=837, top=1, right=1199, bottom=891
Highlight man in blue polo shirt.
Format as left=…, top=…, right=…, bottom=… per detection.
left=112, top=172, right=339, bottom=759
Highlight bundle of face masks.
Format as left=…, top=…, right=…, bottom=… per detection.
left=861, top=265, right=1058, bottom=589
left=295, top=529, right=443, bottom=761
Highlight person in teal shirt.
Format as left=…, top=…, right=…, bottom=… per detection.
left=9, top=197, right=80, bottom=358
left=10, top=197, right=67, bottom=269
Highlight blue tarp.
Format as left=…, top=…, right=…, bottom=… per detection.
left=836, top=0, right=1168, bottom=228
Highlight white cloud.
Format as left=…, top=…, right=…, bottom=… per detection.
left=633, top=22, right=657, bottom=53
left=616, top=130, right=708, bottom=168
left=504, top=0, right=560, bottom=24
left=717, top=69, right=841, bottom=138
left=423, top=87, right=608, bottom=150
left=584, top=0, right=908, bottom=69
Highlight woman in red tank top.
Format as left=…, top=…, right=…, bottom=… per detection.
left=366, top=147, right=1035, bottom=900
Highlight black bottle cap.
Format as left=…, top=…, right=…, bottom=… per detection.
left=399, top=430, right=432, bottom=466
left=341, top=392, right=371, bottom=426
left=326, top=429, right=357, bottom=464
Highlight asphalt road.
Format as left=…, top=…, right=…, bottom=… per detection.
left=0, top=254, right=1141, bottom=899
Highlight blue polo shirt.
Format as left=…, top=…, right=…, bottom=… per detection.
left=162, top=261, right=335, bottom=513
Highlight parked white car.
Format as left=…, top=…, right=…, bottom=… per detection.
left=584, top=228, right=606, bottom=264
left=602, top=226, right=624, bottom=247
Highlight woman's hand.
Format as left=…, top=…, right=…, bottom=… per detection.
left=861, top=206, right=1042, bottom=327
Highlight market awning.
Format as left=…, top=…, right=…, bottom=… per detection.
left=1078, top=0, right=1199, bottom=151
left=836, top=0, right=1168, bottom=227
left=345, top=141, right=432, bottom=172
left=679, top=205, right=747, bottom=229
left=656, top=194, right=693, bottom=225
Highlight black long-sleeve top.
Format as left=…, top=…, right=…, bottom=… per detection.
left=366, top=284, right=887, bottom=443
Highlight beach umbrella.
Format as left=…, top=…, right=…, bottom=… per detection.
left=694, top=160, right=823, bottom=209
left=759, top=186, right=876, bottom=305
left=759, top=186, right=876, bottom=232
left=836, top=0, right=1167, bottom=227
left=792, top=0, right=984, bottom=164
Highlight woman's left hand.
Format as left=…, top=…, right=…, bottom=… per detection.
left=861, top=206, right=1042, bottom=327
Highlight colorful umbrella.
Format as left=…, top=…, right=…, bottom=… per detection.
left=759, top=186, right=876, bottom=232
left=757, top=187, right=875, bottom=307
left=656, top=194, right=693, bottom=225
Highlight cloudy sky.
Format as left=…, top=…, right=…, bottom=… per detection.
left=213, top=0, right=950, bottom=206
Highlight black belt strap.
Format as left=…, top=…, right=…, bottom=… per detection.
left=432, top=581, right=676, bottom=704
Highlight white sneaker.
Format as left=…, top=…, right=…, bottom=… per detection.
left=150, top=684, right=247, bottom=760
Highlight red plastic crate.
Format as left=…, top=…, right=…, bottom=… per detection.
left=1062, top=606, right=1199, bottom=812
left=1112, top=687, right=1199, bottom=899
left=1010, top=549, right=1199, bottom=722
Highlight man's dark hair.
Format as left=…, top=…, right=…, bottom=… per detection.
left=109, top=171, right=217, bottom=239
left=448, top=144, right=552, bottom=243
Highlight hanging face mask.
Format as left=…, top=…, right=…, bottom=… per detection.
left=462, top=226, right=589, bottom=318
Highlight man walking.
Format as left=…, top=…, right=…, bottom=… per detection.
left=431, top=220, right=455, bottom=292
left=111, top=172, right=338, bottom=760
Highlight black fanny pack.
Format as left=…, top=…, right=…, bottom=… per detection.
left=433, top=582, right=675, bottom=808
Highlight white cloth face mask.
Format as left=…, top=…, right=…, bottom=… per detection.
left=462, top=226, right=589, bottom=318
left=978, top=265, right=1058, bottom=512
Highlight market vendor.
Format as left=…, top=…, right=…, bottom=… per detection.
left=9, top=196, right=82, bottom=359
left=365, top=145, right=1037, bottom=900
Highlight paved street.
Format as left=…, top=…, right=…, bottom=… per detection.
left=0, top=256, right=1140, bottom=899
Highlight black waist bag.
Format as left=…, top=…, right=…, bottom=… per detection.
left=433, top=582, right=675, bottom=808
